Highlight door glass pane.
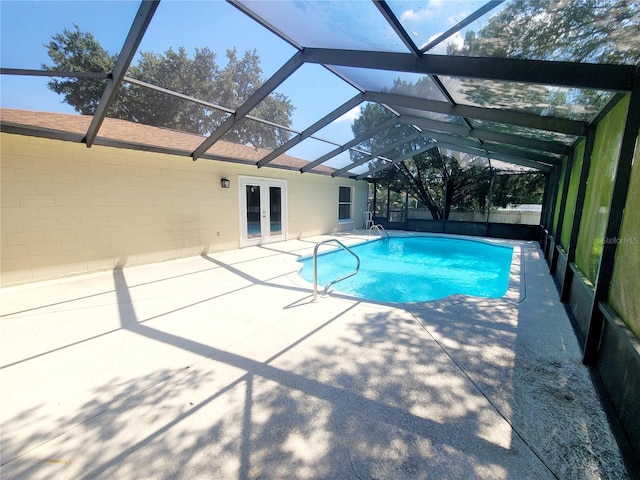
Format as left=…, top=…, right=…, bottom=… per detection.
left=246, top=185, right=261, bottom=238
left=269, top=186, right=282, bottom=235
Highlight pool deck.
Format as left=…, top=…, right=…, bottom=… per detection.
left=0, top=232, right=632, bottom=479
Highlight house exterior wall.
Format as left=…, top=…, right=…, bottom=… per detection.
left=1, top=133, right=367, bottom=286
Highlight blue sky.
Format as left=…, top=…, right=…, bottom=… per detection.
left=1, top=0, right=498, bottom=166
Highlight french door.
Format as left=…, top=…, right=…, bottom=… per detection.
left=239, top=176, right=287, bottom=247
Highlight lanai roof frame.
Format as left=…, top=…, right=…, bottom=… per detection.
left=1, top=0, right=638, bottom=178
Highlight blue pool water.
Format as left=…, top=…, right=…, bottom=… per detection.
left=298, top=236, right=513, bottom=303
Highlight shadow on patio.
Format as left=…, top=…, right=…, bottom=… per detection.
left=0, top=240, right=630, bottom=479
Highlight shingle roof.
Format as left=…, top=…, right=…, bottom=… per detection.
left=0, top=108, right=337, bottom=175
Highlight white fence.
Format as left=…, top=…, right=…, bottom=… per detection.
left=406, top=208, right=541, bottom=225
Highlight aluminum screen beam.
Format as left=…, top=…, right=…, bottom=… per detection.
left=356, top=142, right=438, bottom=180
left=416, top=127, right=562, bottom=165
left=1, top=121, right=288, bottom=173
left=469, top=130, right=571, bottom=156
left=583, top=82, right=640, bottom=365
left=0, top=68, right=110, bottom=80
left=300, top=117, right=398, bottom=172
left=84, top=1, right=159, bottom=147
left=398, top=114, right=571, bottom=155
left=303, top=48, right=635, bottom=92
left=374, top=1, right=422, bottom=58
left=1, top=122, right=86, bottom=143
left=589, top=92, right=627, bottom=126
left=332, top=132, right=422, bottom=177
left=412, top=130, right=482, bottom=149
left=480, top=141, right=561, bottom=165
left=354, top=2, right=467, bottom=124
left=429, top=74, right=458, bottom=107
left=366, top=91, right=587, bottom=136
left=421, top=1, right=504, bottom=52
left=124, top=76, right=236, bottom=114
left=192, top=51, right=304, bottom=160
left=256, top=93, right=364, bottom=167
left=124, top=75, right=327, bottom=141
left=437, top=142, right=551, bottom=172
left=394, top=127, right=561, bottom=165
left=332, top=124, right=560, bottom=178
left=124, top=76, right=360, bottom=147
left=228, top=0, right=303, bottom=50
left=485, top=150, right=554, bottom=171
left=488, top=153, right=552, bottom=172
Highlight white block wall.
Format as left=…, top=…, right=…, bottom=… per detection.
left=1, top=133, right=367, bottom=285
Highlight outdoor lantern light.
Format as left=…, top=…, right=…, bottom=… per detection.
left=221, top=178, right=230, bottom=189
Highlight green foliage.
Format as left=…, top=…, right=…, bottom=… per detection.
left=576, top=96, right=628, bottom=282
left=449, top=0, right=640, bottom=64
left=491, top=173, right=545, bottom=208
left=446, top=0, right=639, bottom=118
left=351, top=102, right=398, bottom=152
left=43, top=26, right=294, bottom=149
left=213, top=48, right=294, bottom=148
left=394, top=150, right=492, bottom=219
left=352, top=94, right=540, bottom=219
left=552, top=160, right=568, bottom=232
left=43, top=24, right=116, bottom=115
left=560, top=140, right=585, bottom=249
left=386, top=76, right=442, bottom=100
left=116, top=47, right=222, bottom=135
left=609, top=119, right=640, bottom=339
left=352, top=103, right=448, bottom=219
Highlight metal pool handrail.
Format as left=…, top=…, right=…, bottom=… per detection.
left=369, top=224, right=389, bottom=239
left=313, top=239, right=360, bottom=301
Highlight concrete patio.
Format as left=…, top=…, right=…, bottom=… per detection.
left=0, top=232, right=631, bottom=479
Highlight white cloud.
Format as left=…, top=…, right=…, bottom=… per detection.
left=400, top=8, right=433, bottom=22
left=400, top=0, right=441, bottom=22
left=447, top=31, right=464, bottom=50
left=334, top=106, right=361, bottom=123
left=425, top=31, right=464, bottom=54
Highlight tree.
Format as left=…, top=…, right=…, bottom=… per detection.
left=44, top=25, right=116, bottom=115
left=214, top=48, right=293, bottom=148
left=446, top=0, right=640, bottom=117
left=351, top=84, right=491, bottom=220
left=490, top=173, right=545, bottom=207
left=390, top=148, right=491, bottom=219
left=43, top=26, right=294, bottom=149
left=114, top=46, right=222, bottom=134
left=352, top=85, right=544, bottom=218
left=351, top=1, right=629, bottom=218
left=449, top=0, right=640, bottom=64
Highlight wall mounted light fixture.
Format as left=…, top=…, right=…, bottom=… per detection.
left=221, top=178, right=230, bottom=188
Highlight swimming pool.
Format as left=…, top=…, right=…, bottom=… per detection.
left=298, top=236, right=514, bottom=303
